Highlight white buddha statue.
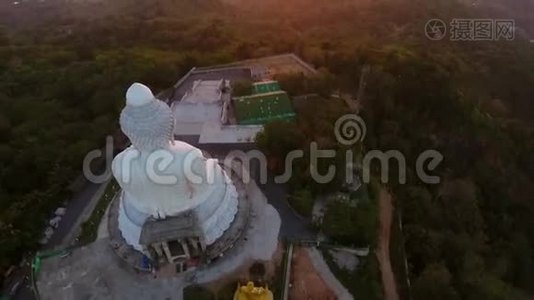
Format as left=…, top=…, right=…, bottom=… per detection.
left=112, top=83, right=238, bottom=252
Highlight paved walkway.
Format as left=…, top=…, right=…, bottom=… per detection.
left=281, top=243, right=293, bottom=300
left=37, top=238, right=186, bottom=300
left=199, top=123, right=263, bottom=144
left=60, top=179, right=110, bottom=247
left=96, top=198, right=112, bottom=240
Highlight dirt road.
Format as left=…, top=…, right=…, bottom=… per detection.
left=290, top=247, right=336, bottom=300
left=376, top=188, right=400, bottom=300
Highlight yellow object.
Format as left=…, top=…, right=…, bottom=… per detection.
left=234, top=281, right=274, bottom=300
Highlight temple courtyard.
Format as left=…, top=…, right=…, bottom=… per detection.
left=36, top=177, right=280, bottom=300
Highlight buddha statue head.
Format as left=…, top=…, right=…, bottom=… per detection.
left=120, top=83, right=174, bottom=151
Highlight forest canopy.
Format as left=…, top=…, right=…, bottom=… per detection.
left=0, top=0, right=534, bottom=299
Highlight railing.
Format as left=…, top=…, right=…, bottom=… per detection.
left=281, top=242, right=293, bottom=300
left=31, top=247, right=75, bottom=300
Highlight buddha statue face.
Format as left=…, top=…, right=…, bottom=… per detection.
left=119, top=83, right=175, bottom=152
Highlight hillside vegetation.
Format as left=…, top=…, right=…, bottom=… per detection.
left=0, top=1, right=533, bottom=298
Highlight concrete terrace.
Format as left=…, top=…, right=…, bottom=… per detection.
left=162, top=53, right=317, bottom=144
left=167, top=67, right=252, bottom=103
left=195, top=53, right=318, bottom=78
left=163, top=53, right=318, bottom=106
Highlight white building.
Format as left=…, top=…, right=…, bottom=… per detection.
left=171, top=79, right=262, bottom=143
left=172, top=79, right=229, bottom=136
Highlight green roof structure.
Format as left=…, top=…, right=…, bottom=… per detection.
left=252, top=81, right=281, bottom=94
left=233, top=91, right=296, bottom=125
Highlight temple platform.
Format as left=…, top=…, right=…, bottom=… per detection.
left=36, top=164, right=280, bottom=300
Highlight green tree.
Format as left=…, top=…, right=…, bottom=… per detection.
left=289, top=189, right=314, bottom=217
left=322, top=199, right=376, bottom=246
left=412, top=263, right=460, bottom=300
